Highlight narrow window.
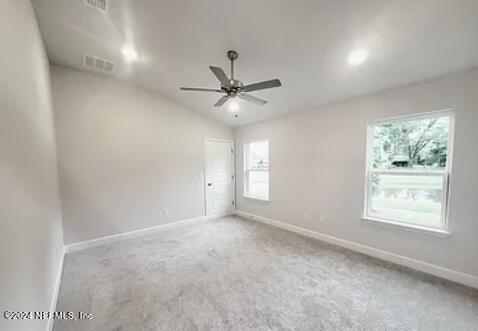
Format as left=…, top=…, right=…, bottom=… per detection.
left=364, top=111, right=454, bottom=231
left=244, top=141, right=269, bottom=201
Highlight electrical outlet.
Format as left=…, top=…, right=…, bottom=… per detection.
left=319, top=215, right=326, bottom=224
left=163, top=209, right=170, bottom=217
left=303, top=212, right=311, bottom=221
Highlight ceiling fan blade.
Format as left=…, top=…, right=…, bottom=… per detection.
left=238, top=93, right=267, bottom=106
left=209, top=66, right=231, bottom=87
left=241, top=79, right=282, bottom=92
left=180, top=87, right=223, bottom=92
left=214, top=95, right=233, bottom=107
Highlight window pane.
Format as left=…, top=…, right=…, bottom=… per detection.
left=370, top=174, right=443, bottom=228
left=245, top=141, right=269, bottom=199
left=249, top=141, right=269, bottom=170
left=372, top=116, right=450, bottom=171
left=248, top=170, right=269, bottom=199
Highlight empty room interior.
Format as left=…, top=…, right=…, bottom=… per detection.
left=2, top=0, right=478, bottom=330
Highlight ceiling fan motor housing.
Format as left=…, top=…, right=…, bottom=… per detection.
left=224, top=79, right=243, bottom=95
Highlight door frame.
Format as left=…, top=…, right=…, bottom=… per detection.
left=204, top=138, right=236, bottom=217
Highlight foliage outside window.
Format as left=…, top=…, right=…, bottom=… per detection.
left=244, top=141, right=269, bottom=200
left=365, top=112, right=453, bottom=231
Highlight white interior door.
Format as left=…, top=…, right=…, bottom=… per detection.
left=205, top=139, right=235, bottom=217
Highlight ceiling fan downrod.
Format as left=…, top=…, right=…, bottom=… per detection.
left=227, top=50, right=238, bottom=81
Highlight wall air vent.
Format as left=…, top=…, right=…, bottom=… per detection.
left=82, top=0, right=109, bottom=13
left=82, top=54, right=115, bottom=74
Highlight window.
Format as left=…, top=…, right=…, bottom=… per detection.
left=244, top=141, right=269, bottom=201
left=364, top=111, right=454, bottom=232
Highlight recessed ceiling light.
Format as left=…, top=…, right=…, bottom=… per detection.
left=122, top=46, right=138, bottom=62
left=228, top=99, right=239, bottom=112
left=347, top=49, right=368, bottom=66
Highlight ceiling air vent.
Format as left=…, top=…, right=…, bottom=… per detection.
left=82, top=0, right=109, bottom=13
left=83, top=54, right=115, bottom=74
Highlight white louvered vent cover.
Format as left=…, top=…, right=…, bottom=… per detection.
left=82, top=0, right=109, bottom=13
left=83, top=54, right=115, bottom=74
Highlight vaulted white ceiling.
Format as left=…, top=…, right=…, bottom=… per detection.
left=33, top=0, right=478, bottom=126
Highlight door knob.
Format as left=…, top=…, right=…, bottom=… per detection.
left=208, top=183, right=212, bottom=186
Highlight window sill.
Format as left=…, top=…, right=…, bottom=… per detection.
left=243, top=195, right=270, bottom=202
left=361, top=216, right=450, bottom=237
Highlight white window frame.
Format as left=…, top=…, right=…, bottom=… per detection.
left=363, top=110, right=455, bottom=235
left=244, top=140, right=270, bottom=202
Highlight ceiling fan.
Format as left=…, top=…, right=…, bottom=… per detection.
left=180, top=50, right=282, bottom=107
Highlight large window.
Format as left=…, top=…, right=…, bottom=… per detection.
left=364, top=111, right=454, bottom=232
left=244, top=141, right=269, bottom=201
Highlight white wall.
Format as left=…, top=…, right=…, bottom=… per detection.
left=0, top=1, right=63, bottom=331
left=236, top=68, right=478, bottom=278
left=51, top=66, right=233, bottom=245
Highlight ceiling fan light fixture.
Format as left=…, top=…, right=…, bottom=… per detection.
left=228, top=99, right=239, bottom=112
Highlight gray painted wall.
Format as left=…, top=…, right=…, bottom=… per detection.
left=51, top=66, right=234, bottom=245
left=0, top=1, right=63, bottom=331
left=236, top=68, right=478, bottom=278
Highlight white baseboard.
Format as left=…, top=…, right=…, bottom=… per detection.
left=65, top=215, right=215, bottom=253
left=234, top=210, right=478, bottom=289
left=47, top=247, right=65, bottom=331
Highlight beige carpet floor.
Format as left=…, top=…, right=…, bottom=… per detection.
left=54, top=216, right=478, bottom=330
